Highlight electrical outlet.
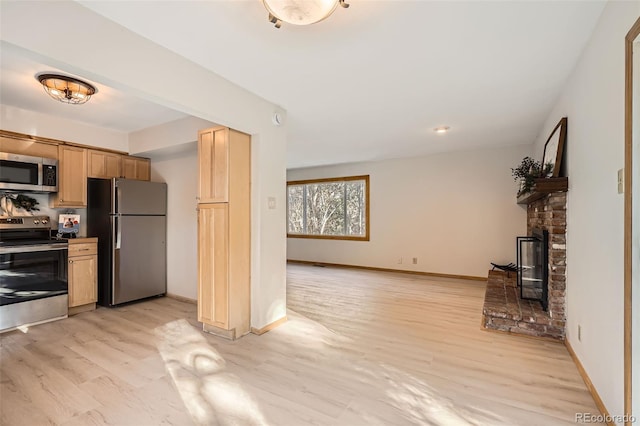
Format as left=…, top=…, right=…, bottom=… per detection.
left=412, top=257, right=418, bottom=264
left=397, top=257, right=403, bottom=264
left=267, top=197, right=276, bottom=209
left=578, top=325, right=582, bottom=342
left=618, top=169, right=624, bottom=194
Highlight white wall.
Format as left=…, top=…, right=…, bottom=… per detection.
left=148, top=144, right=198, bottom=300
left=1, top=0, right=287, bottom=330
left=287, top=144, right=531, bottom=278
left=129, top=116, right=218, bottom=154
left=131, top=117, right=217, bottom=301
left=532, top=2, right=640, bottom=421
left=1, top=104, right=128, bottom=151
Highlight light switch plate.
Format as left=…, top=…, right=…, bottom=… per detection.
left=618, top=168, right=624, bottom=194
left=267, top=197, right=276, bottom=209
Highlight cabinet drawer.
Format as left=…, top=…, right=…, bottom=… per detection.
left=69, top=243, right=97, bottom=257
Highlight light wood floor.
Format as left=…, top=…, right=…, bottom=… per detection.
left=0, top=264, right=602, bottom=425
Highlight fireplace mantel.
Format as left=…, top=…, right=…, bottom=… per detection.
left=516, top=177, right=568, bottom=205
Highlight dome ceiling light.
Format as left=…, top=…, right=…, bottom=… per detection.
left=37, top=74, right=97, bottom=105
left=263, top=0, right=349, bottom=29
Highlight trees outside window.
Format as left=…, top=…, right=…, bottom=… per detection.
left=287, top=175, right=369, bottom=241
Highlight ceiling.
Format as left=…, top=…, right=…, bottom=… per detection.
left=3, top=1, right=606, bottom=168
left=0, top=43, right=188, bottom=133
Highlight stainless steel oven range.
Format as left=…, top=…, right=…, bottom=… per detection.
left=0, top=215, right=68, bottom=332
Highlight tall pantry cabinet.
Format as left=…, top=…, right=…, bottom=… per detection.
left=197, top=126, right=251, bottom=339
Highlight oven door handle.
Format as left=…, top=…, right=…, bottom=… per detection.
left=0, top=243, right=68, bottom=254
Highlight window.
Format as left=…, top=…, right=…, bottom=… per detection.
left=287, top=175, right=369, bottom=241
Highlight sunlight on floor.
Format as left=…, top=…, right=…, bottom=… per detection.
left=154, top=319, right=268, bottom=426
left=374, top=363, right=507, bottom=425
left=272, top=310, right=353, bottom=349
left=271, top=311, right=509, bottom=425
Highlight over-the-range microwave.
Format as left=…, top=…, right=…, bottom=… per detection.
left=0, top=152, right=58, bottom=193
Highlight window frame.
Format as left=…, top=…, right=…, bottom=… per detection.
left=286, top=175, right=370, bottom=241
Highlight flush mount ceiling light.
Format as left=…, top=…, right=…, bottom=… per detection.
left=37, top=74, right=97, bottom=105
left=434, top=126, right=450, bottom=134
left=263, top=0, right=349, bottom=29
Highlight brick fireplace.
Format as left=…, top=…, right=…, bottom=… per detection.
left=482, top=191, right=567, bottom=340
left=527, top=192, right=567, bottom=323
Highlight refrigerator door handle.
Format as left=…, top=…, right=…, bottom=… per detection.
left=115, top=215, right=121, bottom=249
left=113, top=180, right=119, bottom=214
left=111, top=215, right=121, bottom=306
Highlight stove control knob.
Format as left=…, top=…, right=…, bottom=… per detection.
left=33, top=219, right=40, bottom=224
left=41, top=219, right=48, bottom=225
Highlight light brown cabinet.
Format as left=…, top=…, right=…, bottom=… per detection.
left=53, top=145, right=87, bottom=208
left=0, top=136, right=58, bottom=159
left=122, top=155, right=151, bottom=181
left=197, top=127, right=251, bottom=339
left=88, top=150, right=122, bottom=179
left=68, top=239, right=98, bottom=313
left=198, top=203, right=229, bottom=329
left=198, top=126, right=229, bottom=202
left=88, top=151, right=150, bottom=180
left=1, top=132, right=153, bottom=212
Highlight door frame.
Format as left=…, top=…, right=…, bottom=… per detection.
left=625, top=17, right=640, bottom=425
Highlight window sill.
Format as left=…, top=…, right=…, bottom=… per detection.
left=287, top=234, right=370, bottom=242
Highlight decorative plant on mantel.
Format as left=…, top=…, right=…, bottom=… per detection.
left=511, top=157, right=552, bottom=195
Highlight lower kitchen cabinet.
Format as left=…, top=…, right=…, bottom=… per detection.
left=68, top=238, right=98, bottom=314
left=197, top=202, right=250, bottom=340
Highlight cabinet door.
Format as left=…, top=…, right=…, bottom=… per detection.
left=88, top=150, right=122, bottom=178
left=135, top=158, right=150, bottom=181
left=105, top=153, right=123, bottom=178
left=68, top=255, right=97, bottom=307
left=122, top=156, right=137, bottom=179
left=0, top=136, right=58, bottom=158
left=122, top=156, right=150, bottom=181
left=55, top=145, right=87, bottom=207
left=198, top=127, right=228, bottom=203
left=197, top=203, right=229, bottom=328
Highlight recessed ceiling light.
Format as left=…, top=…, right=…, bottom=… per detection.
left=434, top=126, right=450, bottom=134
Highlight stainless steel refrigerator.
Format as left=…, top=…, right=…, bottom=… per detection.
left=87, top=178, right=167, bottom=306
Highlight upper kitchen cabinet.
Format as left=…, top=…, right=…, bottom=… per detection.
left=0, top=134, right=58, bottom=159
left=88, top=150, right=122, bottom=179
left=198, top=126, right=250, bottom=203
left=53, top=145, right=87, bottom=208
left=122, top=155, right=151, bottom=181
left=90, top=151, right=150, bottom=181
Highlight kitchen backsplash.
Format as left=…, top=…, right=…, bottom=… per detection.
left=1, top=192, right=87, bottom=236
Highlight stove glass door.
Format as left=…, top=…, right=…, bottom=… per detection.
left=0, top=246, right=68, bottom=306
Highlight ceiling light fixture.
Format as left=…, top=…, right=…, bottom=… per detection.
left=263, top=0, right=349, bottom=29
left=37, top=74, right=97, bottom=105
left=434, top=126, right=450, bottom=134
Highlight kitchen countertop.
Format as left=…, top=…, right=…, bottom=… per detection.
left=66, top=237, right=98, bottom=244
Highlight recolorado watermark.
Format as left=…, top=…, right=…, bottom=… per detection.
left=576, top=413, right=636, bottom=423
